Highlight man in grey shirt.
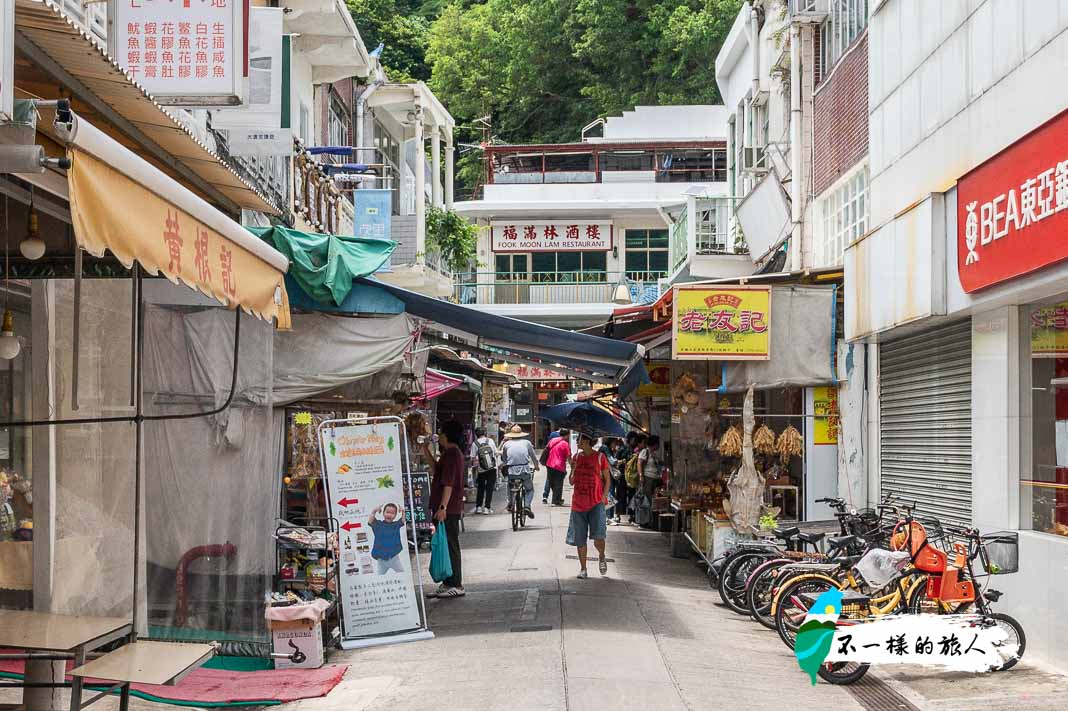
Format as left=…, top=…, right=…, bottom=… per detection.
left=499, top=425, right=540, bottom=519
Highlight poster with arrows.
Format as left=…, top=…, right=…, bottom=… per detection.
left=321, top=420, right=425, bottom=643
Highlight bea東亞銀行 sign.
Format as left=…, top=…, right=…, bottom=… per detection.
left=957, top=107, right=1068, bottom=292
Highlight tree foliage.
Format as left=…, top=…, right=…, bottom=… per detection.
left=352, top=0, right=744, bottom=196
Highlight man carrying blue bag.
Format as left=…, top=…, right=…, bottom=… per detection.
left=422, top=420, right=466, bottom=598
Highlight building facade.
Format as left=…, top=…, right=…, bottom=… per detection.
left=847, top=0, right=1068, bottom=670
left=454, top=105, right=750, bottom=329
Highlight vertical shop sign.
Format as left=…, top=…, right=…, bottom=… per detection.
left=812, top=386, right=840, bottom=445
left=320, top=418, right=432, bottom=648
left=636, top=361, right=671, bottom=398
left=672, top=286, right=771, bottom=360
left=109, top=0, right=246, bottom=106
left=354, top=189, right=392, bottom=241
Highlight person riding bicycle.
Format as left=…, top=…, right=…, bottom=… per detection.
left=499, top=425, right=539, bottom=520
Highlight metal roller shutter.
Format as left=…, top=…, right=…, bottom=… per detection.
left=879, top=320, right=972, bottom=525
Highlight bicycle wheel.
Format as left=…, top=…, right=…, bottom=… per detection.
left=774, top=574, right=838, bottom=649
left=988, top=612, right=1025, bottom=671
left=511, top=491, right=521, bottom=531
left=817, top=662, right=870, bottom=685
left=747, top=560, right=788, bottom=629
left=718, top=551, right=769, bottom=612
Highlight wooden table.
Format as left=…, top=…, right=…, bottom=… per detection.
left=0, top=610, right=133, bottom=711
left=70, top=641, right=215, bottom=711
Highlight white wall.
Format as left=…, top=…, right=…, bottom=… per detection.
left=290, top=53, right=315, bottom=144
left=480, top=180, right=727, bottom=206
left=599, top=105, right=729, bottom=141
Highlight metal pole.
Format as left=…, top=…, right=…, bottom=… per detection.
left=71, top=247, right=82, bottom=410
left=132, top=268, right=143, bottom=638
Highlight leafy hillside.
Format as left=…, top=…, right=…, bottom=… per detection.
left=349, top=0, right=744, bottom=197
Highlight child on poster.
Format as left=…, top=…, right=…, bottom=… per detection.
left=368, top=503, right=407, bottom=575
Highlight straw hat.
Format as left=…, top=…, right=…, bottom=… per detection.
left=503, top=424, right=529, bottom=439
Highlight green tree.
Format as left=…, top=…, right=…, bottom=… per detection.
left=348, top=0, right=432, bottom=83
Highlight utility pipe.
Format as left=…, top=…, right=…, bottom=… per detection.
left=354, top=59, right=386, bottom=166
left=789, top=22, right=803, bottom=272
left=750, top=3, right=761, bottom=100
left=174, top=543, right=238, bottom=627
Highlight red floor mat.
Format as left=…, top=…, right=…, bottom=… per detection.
left=0, top=655, right=349, bottom=705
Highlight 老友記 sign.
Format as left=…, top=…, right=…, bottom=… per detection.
left=957, top=107, right=1068, bottom=292
left=672, top=286, right=771, bottom=360
left=109, top=0, right=246, bottom=107
left=491, top=221, right=611, bottom=252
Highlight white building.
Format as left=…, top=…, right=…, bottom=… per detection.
left=848, top=0, right=1068, bottom=671
left=453, top=105, right=751, bottom=328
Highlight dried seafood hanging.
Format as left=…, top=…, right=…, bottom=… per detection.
left=727, top=387, right=765, bottom=534
left=718, top=425, right=743, bottom=457
left=754, top=424, right=776, bottom=455
left=776, top=425, right=804, bottom=464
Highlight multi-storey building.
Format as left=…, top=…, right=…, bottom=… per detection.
left=847, top=0, right=1068, bottom=671
left=454, top=105, right=749, bottom=329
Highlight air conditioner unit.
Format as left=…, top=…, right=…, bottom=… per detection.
left=789, top=0, right=830, bottom=20
left=741, top=146, right=769, bottom=173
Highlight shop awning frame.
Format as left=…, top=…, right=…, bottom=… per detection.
left=14, top=0, right=281, bottom=215
left=358, top=278, right=649, bottom=395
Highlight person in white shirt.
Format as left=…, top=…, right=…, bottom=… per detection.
left=499, top=425, right=540, bottom=519
left=469, top=428, right=499, bottom=514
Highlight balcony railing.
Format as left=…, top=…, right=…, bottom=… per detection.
left=489, top=147, right=728, bottom=185
left=453, top=271, right=663, bottom=306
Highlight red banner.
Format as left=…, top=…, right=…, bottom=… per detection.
left=957, top=108, right=1068, bottom=292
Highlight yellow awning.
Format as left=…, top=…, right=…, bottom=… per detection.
left=58, top=113, right=291, bottom=326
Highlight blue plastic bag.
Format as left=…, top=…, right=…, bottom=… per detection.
left=429, top=523, right=453, bottom=583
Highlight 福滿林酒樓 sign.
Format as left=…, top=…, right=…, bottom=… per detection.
left=491, top=222, right=611, bottom=252
left=671, top=286, right=771, bottom=360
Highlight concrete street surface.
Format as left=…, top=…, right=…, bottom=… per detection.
left=285, top=489, right=1068, bottom=711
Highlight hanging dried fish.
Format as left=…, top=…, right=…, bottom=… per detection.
left=727, top=387, right=765, bottom=534
left=754, top=424, right=776, bottom=455
left=718, top=425, right=743, bottom=457
left=776, top=425, right=804, bottom=464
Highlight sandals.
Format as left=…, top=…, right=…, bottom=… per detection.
left=599, top=558, right=608, bottom=576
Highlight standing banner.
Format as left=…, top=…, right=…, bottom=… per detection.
left=672, top=285, right=772, bottom=360
left=319, top=417, right=433, bottom=649
left=109, top=0, right=246, bottom=106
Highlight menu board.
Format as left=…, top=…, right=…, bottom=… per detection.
left=403, top=470, right=433, bottom=534
left=321, top=421, right=423, bottom=640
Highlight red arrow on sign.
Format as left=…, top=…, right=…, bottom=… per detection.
left=340, top=522, right=362, bottom=532
left=337, top=498, right=359, bottom=507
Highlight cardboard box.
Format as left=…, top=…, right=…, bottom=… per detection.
left=270, top=618, right=324, bottom=670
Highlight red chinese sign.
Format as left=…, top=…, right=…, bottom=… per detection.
left=113, top=0, right=243, bottom=105
left=957, top=107, right=1068, bottom=292
left=491, top=222, right=612, bottom=252
left=492, top=363, right=568, bottom=381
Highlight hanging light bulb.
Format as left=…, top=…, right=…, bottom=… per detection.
left=0, top=310, right=20, bottom=360
left=19, top=192, right=45, bottom=260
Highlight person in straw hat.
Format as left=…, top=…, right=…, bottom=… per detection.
left=498, top=425, right=540, bottom=520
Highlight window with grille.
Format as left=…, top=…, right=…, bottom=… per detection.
left=820, top=0, right=868, bottom=71
left=695, top=200, right=732, bottom=254
left=820, top=167, right=868, bottom=267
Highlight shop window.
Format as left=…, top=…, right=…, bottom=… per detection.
left=625, top=229, right=669, bottom=281
left=495, top=253, right=529, bottom=280
left=327, top=95, right=348, bottom=161
left=1023, top=300, right=1068, bottom=538
left=820, top=167, right=868, bottom=267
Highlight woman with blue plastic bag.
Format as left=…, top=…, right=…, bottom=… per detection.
left=422, top=420, right=466, bottom=598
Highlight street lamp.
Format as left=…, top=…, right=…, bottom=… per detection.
left=611, top=274, right=631, bottom=305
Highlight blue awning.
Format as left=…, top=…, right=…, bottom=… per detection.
left=356, top=278, right=650, bottom=396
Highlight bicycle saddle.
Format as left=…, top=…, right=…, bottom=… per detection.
left=797, top=531, right=825, bottom=545
left=773, top=526, right=800, bottom=540
left=837, top=554, right=863, bottom=568
left=827, top=534, right=857, bottom=549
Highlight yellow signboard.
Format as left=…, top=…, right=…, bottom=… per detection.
left=636, top=361, right=671, bottom=398
left=1030, top=302, right=1068, bottom=357
left=813, top=386, right=839, bottom=445
left=672, top=286, right=771, bottom=360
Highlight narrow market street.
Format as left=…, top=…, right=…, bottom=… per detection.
left=275, top=491, right=1068, bottom=711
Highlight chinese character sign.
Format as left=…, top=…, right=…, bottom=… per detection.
left=812, top=386, right=839, bottom=445
left=672, top=287, right=771, bottom=360
left=111, top=0, right=243, bottom=104
left=491, top=363, right=568, bottom=381
left=491, top=221, right=611, bottom=252
left=321, top=422, right=424, bottom=640
left=1030, top=301, right=1068, bottom=356
left=635, top=361, right=671, bottom=398
left=957, top=107, right=1068, bottom=292
left=354, top=189, right=392, bottom=243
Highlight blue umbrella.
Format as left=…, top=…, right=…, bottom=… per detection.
left=539, top=401, right=625, bottom=439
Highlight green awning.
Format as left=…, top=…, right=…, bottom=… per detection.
left=249, top=226, right=395, bottom=306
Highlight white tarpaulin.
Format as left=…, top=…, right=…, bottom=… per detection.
left=272, top=312, right=416, bottom=405
left=723, top=286, right=836, bottom=391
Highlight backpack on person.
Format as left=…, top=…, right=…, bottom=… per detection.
left=624, top=453, right=642, bottom=488
left=476, top=439, right=497, bottom=472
